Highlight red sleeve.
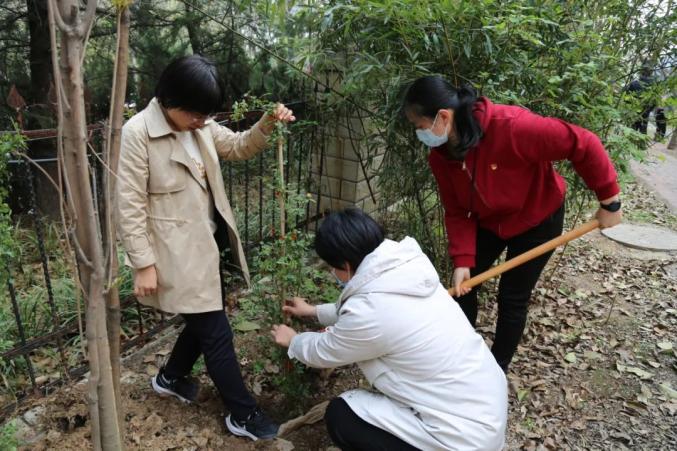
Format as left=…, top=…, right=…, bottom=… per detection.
left=429, top=154, right=477, bottom=268
left=510, top=110, right=620, bottom=201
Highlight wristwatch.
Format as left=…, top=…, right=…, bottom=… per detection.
left=600, top=200, right=621, bottom=212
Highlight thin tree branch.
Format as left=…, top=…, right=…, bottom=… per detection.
left=48, top=0, right=76, bottom=224
left=78, top=0, right=99, bottom=66
left=48, top=0, right=73, bottom=34
left=79, top=0, right=98, bottom=37
left=69, top=230, right=95, bottom=270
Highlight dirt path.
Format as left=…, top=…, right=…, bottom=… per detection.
left=631, top=141, right=677, bottom=213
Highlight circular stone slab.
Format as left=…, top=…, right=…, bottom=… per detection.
left=601, top=223, right=677, bottom=252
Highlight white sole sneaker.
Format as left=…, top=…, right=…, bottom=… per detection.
left=225, top=414, right=259, bottom=441
left=150, top=375, right=193, bottom=404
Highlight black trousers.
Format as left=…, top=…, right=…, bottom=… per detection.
left=632, top=105, right=656, bottom=135
left=163, top=309, right=256, bottom=420
left=455, top=203, right=565, bottom=370
left=325, top=398, right=420, bottom=451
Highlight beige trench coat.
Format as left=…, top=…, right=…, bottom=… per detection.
left=116, top=98, right=270, bottom=313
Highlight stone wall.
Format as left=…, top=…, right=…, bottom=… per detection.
left=311, top=115, right=384, bottom=216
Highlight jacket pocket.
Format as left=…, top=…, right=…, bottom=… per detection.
left=148, top=164, right=186, bottom=193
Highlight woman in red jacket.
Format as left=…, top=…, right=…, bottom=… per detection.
left=403, top=75, right=622, bottom=373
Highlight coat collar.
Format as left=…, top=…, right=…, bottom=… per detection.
left=169, top=136, right=207, bottom=189
left=145, top=97, right=216, bottom=189
left=144, top=97, right=174, bottom=138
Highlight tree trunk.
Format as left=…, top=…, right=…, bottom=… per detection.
left=27, top=0, right=61, bottom=219
left=48, top=1, right=123, bottom=449
left=27, top=0, right=52, bottom=111
left=669, top=129, right=677, bottom=150
left=103, top=5, right=131, bottom=438
left=183, top=0, right=203, bottom=54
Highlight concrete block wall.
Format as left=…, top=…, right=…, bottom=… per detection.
left=310, top=114, right=384, bottom=216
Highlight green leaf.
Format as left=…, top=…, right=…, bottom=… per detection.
left=234, top=320, right=261, bottom=332
left=517, top=389, right=529, bottom=402
left=564, top=352, right=577, bottom=363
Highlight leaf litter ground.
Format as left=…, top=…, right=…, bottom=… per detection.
left=16, top=180, right=677, bottom=450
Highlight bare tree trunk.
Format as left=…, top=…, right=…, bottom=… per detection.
left=27, top=0, right=63, bottom=218
left=103, top=4, right=131, bottom=440
left=669, top=129, right=677, bottom=150
left=183, top=0, right=203, bottom=54
left=48, top=1, right=123, bottom=450
left=27, top=0, right=52, bottom=112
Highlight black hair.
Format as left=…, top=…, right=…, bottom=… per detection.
left=403, top=75, right=483, bottom=160
left=314, top=208, right=385, bottom=272
left=155, top=55, right=223, bottom=115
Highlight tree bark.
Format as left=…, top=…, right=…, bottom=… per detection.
left=103, top=5, right=131, bottom=439
left=48, top=0, right=123, bottom=449
left=183, top=0, right=203, bottom=54
left=669, top=130, right=677, bottom=150
left=27, top=0, right=52, bottom=110
left=27, top=0, right=61, bottom=219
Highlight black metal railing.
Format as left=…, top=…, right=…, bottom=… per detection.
left=0, top=99, right=327, bottom=418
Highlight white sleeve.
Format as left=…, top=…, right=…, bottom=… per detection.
left=288, top=296, right=387, bottom=369
left=316, top=303, right=339, bottom=326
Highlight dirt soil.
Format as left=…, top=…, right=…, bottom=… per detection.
left=14, top=182, right=677, bottom=451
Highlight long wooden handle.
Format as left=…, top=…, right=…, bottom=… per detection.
left=449, top=219, right=600, bottom=297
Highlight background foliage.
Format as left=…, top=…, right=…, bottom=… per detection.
left=0, top=0, right=674, bottom=396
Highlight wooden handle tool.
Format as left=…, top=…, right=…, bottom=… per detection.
left=449, top=219, right=600, bottom=297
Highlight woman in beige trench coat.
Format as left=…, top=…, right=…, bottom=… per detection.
left=117, top=55, right=294, bottom=441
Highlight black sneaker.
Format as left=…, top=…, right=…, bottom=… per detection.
left=151, top=368, right=199, bottom=404
left=225, top=407, right=278, bottom=441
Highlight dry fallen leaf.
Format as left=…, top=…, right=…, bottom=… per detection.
left=625, top=367, right=654, bottom=380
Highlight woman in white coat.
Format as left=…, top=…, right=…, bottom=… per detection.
left=271, top=208, right=507, bottom=450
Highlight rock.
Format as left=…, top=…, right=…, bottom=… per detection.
left=274, top=438, right=295, bottom=451
left=22, top=406, right=46, bottom=426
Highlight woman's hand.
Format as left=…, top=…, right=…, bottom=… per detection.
left=134, top=265, right=157, bottom=297
left=283, top=297, right=317, bottom=318
left=596, top=195, right=622, bottom=229
left=271, top=324, right=297, bottom=348
left=452, top=267, right=471, bottom=297
left=261, top=103, right=296, bottom=134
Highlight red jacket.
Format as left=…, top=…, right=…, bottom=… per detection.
left=429, top=97, right=620, bottom=268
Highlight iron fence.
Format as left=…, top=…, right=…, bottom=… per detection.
left=0, top=99, right=327, bottom=418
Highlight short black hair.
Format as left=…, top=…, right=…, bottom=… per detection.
left=403, top=75, right=483, bottom=160
left=314, top=208, right=385, bottom=272
left=155, top=55, right=223, bottom=115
